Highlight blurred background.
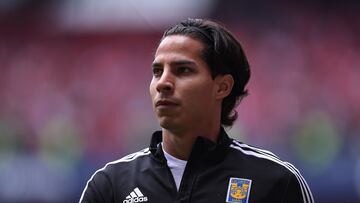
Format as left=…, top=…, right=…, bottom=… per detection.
left=0, top=0, right=359, bottom=202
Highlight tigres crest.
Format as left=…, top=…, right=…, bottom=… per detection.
left=226, top=178, right=252, bottom=203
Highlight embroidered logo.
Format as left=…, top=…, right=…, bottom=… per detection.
left=123, top=187, right=148, bottom=203
left=226, top=177, right=252, bottom=203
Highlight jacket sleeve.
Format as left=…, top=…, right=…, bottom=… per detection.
left=281, top=172, right=314, bottom=203
left=79, top=171, right=114, bottom=203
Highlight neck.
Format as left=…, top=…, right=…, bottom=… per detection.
left=162, top=124, right=221, bottom=160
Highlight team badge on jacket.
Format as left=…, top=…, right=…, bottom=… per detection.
left=226, top=177, right=252, bottom=203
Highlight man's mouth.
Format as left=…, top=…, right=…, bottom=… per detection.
left=155, top=99, right=179, bottom=107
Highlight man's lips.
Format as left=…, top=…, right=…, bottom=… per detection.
left=155, top=99, right=179, bottom=107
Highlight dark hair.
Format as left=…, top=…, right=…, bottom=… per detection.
left=161, top=18, right=251, bottom=127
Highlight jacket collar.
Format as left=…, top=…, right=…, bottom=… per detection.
left=149, top=127, right=232, bottom=164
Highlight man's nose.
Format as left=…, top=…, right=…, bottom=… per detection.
left=156, top=71, right=174, bottom=94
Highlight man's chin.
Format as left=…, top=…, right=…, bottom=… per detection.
left=158, top=118, right=181, bottom=131
left=159, top=119, right=175, bottom=129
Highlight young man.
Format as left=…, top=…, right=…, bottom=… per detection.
left=80, top=19, right=314, bottom=203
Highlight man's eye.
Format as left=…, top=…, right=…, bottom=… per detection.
left=177, top=67, right=192, bottom=74
left=152, top=68, right=163, bottom=77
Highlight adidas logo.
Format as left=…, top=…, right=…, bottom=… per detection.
left=123, top=187, right=148, bottom=203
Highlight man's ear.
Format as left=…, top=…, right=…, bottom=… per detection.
left=214, top=74, right=234, bottom=100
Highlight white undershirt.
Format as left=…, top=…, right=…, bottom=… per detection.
left=162, top=143, right=187, bottom=190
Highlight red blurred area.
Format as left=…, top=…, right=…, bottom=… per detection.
left=0, top=1, right=359, bottom=202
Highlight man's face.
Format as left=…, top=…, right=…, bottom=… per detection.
left=150, top=35, right=219, bottom=132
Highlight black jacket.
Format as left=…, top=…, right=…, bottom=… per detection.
left=80, top=128, right=314, bottom=203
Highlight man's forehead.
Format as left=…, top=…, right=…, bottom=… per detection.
left=156, top=35, right=204, bottom=54
left=153, top=35, right=205, bottom=65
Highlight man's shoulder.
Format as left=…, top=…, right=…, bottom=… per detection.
left=228, top=139, right=299, bottom=175
left=79, top=148, right=153, bottom=202
left=227, top=139, right=314, bottom=203
left=116, top=148, right=152, bottom=163
left=96, top=148, right=152, bottom=174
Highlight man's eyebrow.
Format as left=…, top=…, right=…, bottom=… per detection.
left=151, top=60, right=196, bottom=68
left=171, top=60, right=196, bottom=66
left=151, top=62, right=162, bottom=69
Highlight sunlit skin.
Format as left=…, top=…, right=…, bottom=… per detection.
left=150, top=35, right=233, bottom=160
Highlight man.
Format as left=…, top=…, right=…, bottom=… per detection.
left=80, top=18, right=314, bottom=203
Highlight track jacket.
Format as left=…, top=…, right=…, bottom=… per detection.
left=80, top=128, right=314, bottom=203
